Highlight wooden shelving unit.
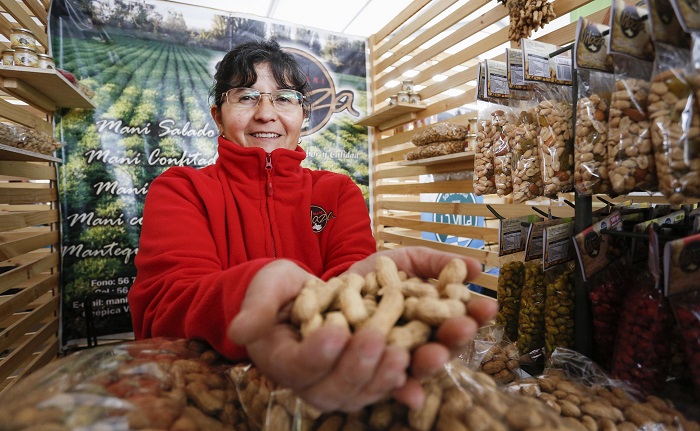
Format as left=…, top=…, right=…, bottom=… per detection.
left=398, top=151, right=474, bottom=166
left=356, top=102, right=425, bottom=130
left=0, top=0, right=94, bottom=395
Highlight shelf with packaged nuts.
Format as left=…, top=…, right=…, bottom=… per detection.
left=355, top=102, right=426, bottom=130
left=0, top=142, right=61, bottom=163
left=0, top=65, right=96, bottom=111
left=398, top=150, right=475, bottom=166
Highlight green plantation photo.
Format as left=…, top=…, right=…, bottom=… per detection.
left=51, top=0, right=369, bottom=346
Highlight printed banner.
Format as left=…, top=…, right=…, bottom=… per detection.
left=49, top=0, right=370, bottom=348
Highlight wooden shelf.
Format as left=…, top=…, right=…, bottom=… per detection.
left=356, top=102, right=426, bottom=129
left=399, top=151, right=474, bottom=166
left=0, top=66, right=95, bottom=109
left=0, top=143, right=60, bottom=162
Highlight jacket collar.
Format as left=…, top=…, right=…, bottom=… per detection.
left=216, top=136, right=306, bottom=179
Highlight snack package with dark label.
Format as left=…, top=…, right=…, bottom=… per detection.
left=511, top=102, right=544, bottom=203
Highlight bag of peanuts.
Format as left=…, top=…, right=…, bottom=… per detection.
left=474, top=102, right=504, bottom=196
left=508, top=347, right=700, bottom=431
left=460, top=324, right=524, bottom=385
left=574, top=70, right=614, bottom=196
left=0, top=122, right=62, bottom=156
left=607, top=0, right=657, bottom=195
left=648, top=0, right=700, bottom=204
left=406, top=122, right=470, bottom=161
left=0, top=338, right=250, bottom=431
left=573, top=17, right=615, bottom=196
left=233, top=355, right=570, bottom=431
left=511, top=103, right=545, bottom=203
left=531, top=82, right=575, bottom=198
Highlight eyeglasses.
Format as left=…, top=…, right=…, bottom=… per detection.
left=222, top=87, right=305, bottom=112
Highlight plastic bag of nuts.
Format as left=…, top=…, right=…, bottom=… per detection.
left=0, top=338, right=248, bottom=431
left=574, top=69, right=614, bottom=196
left=607, top=59, right=657, bottom=195
left=587, top=256, right=631, bottom=372
left=543, top=261, right=576, bottom=358
left=511, top=104, right=544, bottom=203
left=610, top=266, right=674, bottom=396
left=234, top=356, right=568, bottom=431
left=0, top=122, right=61, bottom=155
left=649, top=66, right=700, bottom=204
left=493, top=106, right=517, bottom=197
left=508, top=348, right=700, bottom=431
left=669, top=290, right=700, bottom=402
left=474, top=102, right=504, bottom=196
left=533, top=83, right=575, bottom=197
left=496, top=260, right=526, bottom=341
left=517, top=260, right=547, bottom=356
left=460, top=324, right=523, bottom=385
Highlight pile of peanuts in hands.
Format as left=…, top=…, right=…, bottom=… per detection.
left=290, top=256, right=473, bottom=352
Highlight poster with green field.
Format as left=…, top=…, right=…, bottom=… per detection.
left=49, top=0, right=369, bottom=349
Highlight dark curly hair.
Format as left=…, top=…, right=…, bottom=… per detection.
left=210, top=39, right=310, bottom=116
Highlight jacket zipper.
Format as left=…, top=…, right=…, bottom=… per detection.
left=265, top=153, right=277, bottom=257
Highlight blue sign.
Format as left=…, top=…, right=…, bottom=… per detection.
left=421, top=193, right=485, bottom=249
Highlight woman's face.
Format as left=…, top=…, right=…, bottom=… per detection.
left=211, top=62, right=305, bottom=153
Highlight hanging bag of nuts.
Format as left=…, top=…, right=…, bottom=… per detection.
left=532, top=82, right=575, bottom=198
left=664, top=232, right=700, bottom=403
left=607, top=0, right=657, bottom=195
left=648, top=0, right=700, bottom=204
left=511, top=101, right=544, bottom=203
left=610, top=225, right=675, bottom=396
left=474, top=101, right=502, bottom=196
left=573, top=17, right=615, bottom=196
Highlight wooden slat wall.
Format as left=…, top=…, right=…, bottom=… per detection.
left=0, top=0, right=59, bottom=395
left=365, top=0, right=607, bottom=293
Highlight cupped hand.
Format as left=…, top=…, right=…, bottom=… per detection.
left=228, top=260, right=412, bottom=412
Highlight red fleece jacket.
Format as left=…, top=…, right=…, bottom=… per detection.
left=128, top=137, right=376, bottom=360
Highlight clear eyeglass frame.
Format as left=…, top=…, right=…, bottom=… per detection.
left=222, top=87, right=306, bottom=112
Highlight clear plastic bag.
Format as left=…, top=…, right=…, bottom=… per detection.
left=511, top=103, right=544, bottom=203
left=509, top=348, right=700, bottom=431
left=532, top=83, right=575, bottom=197
left=518, top=260, right=546, bottom=355
left=574, top=69, right=614, bottom=196
left=0, top=338, right=246, bottom=431
left=610, top=267, right=674, bottom=395
left=496, top=260, right=526, bottom=342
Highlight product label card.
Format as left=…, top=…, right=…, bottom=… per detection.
left=664, top=232, right=700, bottom=296
left=522, top=38, right=572, bottom=85
left=670, top=0, right=700, bottom=32
left=507, top=48, right=528, bottom=90
left=543, top=221, right=575, bottom=270
left=486, top=59, right=510, bottom=98
left=609, top=0, right=654, bottom=61
left=499, top=215, right=543, bottom=256
left=574, top=17, right=614, bottom=72
left=572, top=211, right=623, bottom=281
left=525, top=218, right=569, bottom=261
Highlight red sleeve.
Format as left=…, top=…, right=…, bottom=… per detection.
left=318, top=175, right=376, bottom=280
left=128, top=169, right=270, bottom=360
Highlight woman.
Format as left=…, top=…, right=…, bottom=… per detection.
left=128, top=39, right=496, bottom=412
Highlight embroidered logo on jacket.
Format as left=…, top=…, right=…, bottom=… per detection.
left=311, top=205, right=335, bottom=233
